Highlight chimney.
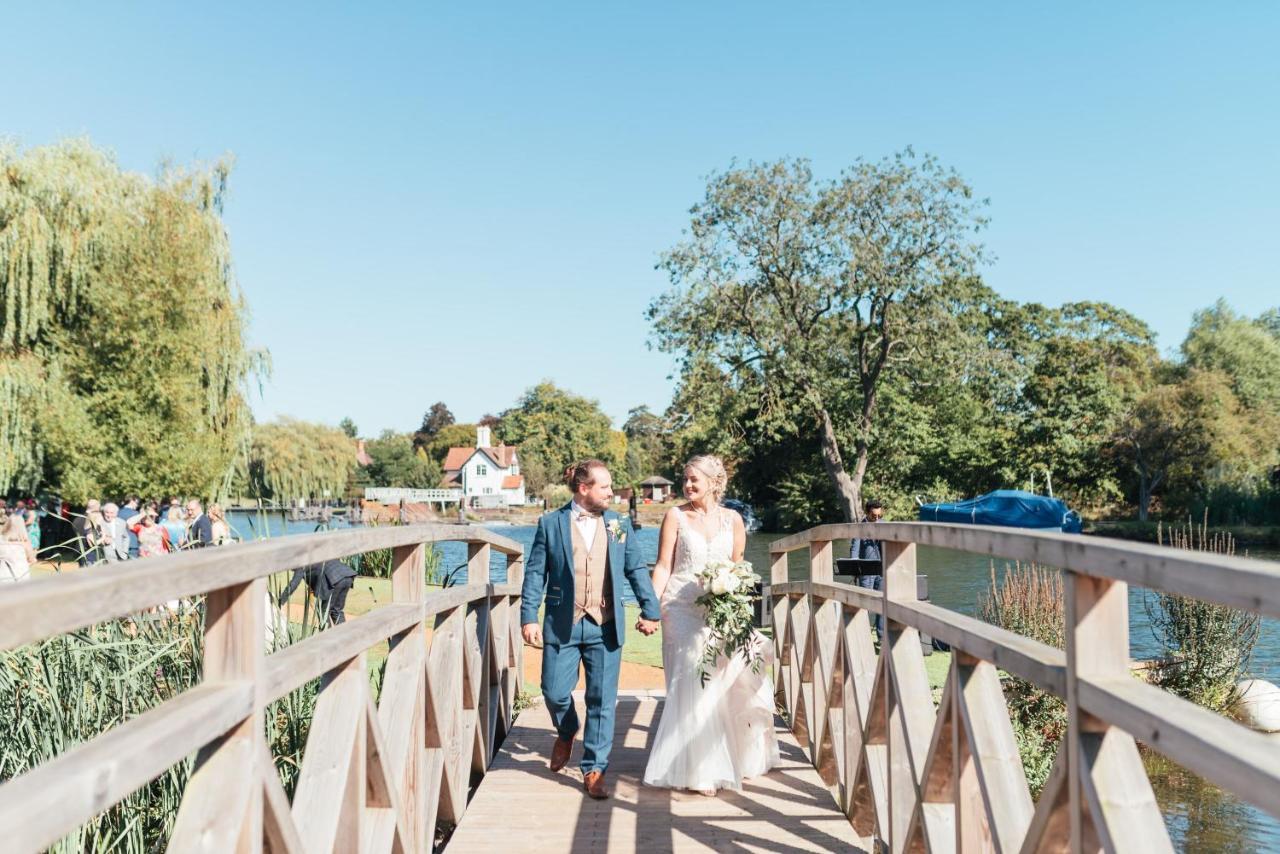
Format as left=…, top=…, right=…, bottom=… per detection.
left=476, top=425, right=491, bottom=448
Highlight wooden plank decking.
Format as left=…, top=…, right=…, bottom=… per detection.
left=447, top=693, right=865, bottom=853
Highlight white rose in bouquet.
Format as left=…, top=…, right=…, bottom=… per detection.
left=693, top=557, right=766, bottom=686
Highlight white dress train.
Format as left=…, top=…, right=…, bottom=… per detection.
left=643, top=509, right=780, bottom=790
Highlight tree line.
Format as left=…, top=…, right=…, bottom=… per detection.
left=4, top=140, right=1274, bottom=529
left=647, top=154, right=1279, bottom=530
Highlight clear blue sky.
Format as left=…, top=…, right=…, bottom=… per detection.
left=3, top=4, right=1276, bottom=434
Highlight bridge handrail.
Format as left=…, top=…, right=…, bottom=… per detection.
left=0, top=523, right=526, bottom=854
left=767, top=520, right=1280, bottom=852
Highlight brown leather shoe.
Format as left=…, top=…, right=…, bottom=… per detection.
left=584, top=770, right=609, bottom=800
left=549, top=736, right=573, bottom=772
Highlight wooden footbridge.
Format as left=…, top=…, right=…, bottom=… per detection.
left=2, top=521, right=1280, bottom=852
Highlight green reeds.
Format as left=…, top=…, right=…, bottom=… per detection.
left=0, top=604, right=204, bottom=852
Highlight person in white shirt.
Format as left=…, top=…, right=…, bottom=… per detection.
left=99, top=502, right=131, bottom=562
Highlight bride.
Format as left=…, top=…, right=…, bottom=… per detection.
left=643, top=454, right=780, bottom=795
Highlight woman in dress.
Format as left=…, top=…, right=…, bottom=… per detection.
left=643, top=454, right=780, bottom=796
left=24, top=503, right=41, bottom=555
left=0, top=509, right=37, bottom=583
left=208, top=504, right=233, bottom=545
left=131, top=506, right=172, bottom=557
left=161, top=506, right=188, bottom=550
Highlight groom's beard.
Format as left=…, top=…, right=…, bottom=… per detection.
left=579, top=495, right=609, bottom=515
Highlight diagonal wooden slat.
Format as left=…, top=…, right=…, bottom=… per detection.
left=364, top=697, right=410, bottom=854
left=261, top=745, right=304, bottom=854
left=291, top=654, right=367, bottom=853
left=1077, top=729, right=1173, bottom=853
left=812, top=596, right=843, bottom=785
left=954, top=655, right=1033, bottom=852
left=427, top=604, right=466, bottom=823
left=1019, top=743, right=1069, bottom=854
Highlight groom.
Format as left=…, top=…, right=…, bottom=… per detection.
left=520, top=459, right=662, bottom=800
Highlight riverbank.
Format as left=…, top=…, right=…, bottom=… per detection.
left=1087, top=519, right=1280, bottom=548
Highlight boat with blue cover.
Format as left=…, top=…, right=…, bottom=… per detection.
left=917, top=489, right=1082, bottom=533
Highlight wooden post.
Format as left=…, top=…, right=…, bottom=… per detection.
left=881, top=541, right=920, bottom=853
left=468, top=541, right=491, bottom=586
left=385, top=544, right=428, bottom=854
left=170, top=579, right=267, bottom=852
left=810, top=539, right=834, bottom=584
left=1065, top=571, right=1127, bottom=854
left=506, top=552, right=525, bottom=715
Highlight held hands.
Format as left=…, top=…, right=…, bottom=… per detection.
left=521, top=623, right=543, bottom=647
left=635, top=617, right=660, bottom=636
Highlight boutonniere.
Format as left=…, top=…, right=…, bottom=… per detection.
left=606, top=518, right=626, bottom=543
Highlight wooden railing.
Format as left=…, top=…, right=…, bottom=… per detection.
left=768, top=522, right=1280, bottom=853
left=0, top=524, right=525, bottom=854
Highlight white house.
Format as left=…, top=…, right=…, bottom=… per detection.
left=442, top=426, right=527, bottom=507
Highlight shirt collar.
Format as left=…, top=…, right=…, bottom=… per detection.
left=570, top=501, right=600, bottom=520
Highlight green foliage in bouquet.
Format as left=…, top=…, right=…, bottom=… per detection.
left=694, top=559, right=764, bottom=686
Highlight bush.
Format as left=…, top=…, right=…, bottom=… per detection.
left=1146, top=517, right=1260, bottom=714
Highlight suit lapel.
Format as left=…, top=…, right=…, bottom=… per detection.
left=604, top=511, right=622, bottom=576
left=557, top=504, right=575, bottom=571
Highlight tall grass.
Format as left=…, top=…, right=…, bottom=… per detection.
left=0, top=604, right=204, bottom=852
left=0, top=565, right=375, bottom=849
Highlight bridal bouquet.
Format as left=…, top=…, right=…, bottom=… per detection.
left=694, top=558, right=764, bottom=686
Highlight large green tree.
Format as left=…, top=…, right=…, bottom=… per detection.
left=499, top=382, right=624, bottom=495
left=1182, top=300, right=1280, bottom=413
left=1111, top=369, right=1274, bottom=520
left=421, top=422, right=479, bottom=465
left=411, top=402, right=455, bottom=451
left=0, top=139, right=264, bottom=501
left=1016, top=302, right=1158, bottom=505
left=649, top=152, right=989, bottom=521
left=235, top=418, right=355, bottom=502
left=365, top=431, right=443, bottom=489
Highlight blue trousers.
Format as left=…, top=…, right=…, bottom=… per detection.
left=857, top=574, right=884, bottom=638
left=541, top=617, right=621, bottom=774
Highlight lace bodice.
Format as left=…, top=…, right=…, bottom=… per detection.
left=671, top=508, right=734, bottom=577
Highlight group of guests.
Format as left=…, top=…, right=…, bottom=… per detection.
left=0, top=495, right=236, bottom=584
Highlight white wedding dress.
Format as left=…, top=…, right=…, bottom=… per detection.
left=643, top=509, right=781, bottom=790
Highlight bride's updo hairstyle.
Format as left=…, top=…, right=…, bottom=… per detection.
left=684, top=454, right=728, bottom=504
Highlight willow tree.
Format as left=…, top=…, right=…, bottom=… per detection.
left=0, top=139, right=264, bottom=501
left=236, top=418, right=355, bottom=502
left=649, top=152, right=988, bottom=521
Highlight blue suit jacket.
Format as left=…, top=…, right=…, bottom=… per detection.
left=520, top=503, right=661, bottom=648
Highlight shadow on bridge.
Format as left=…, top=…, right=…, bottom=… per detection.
left=447, top=693, right=864, bottom=853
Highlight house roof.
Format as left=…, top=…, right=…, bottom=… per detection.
left=442, top=447, right=473, bottom=471
left=639, top=475, right=675, bottom=486
left=501, top=475, right=524, bottom=490
left=442, top=444, right=518, bottom=472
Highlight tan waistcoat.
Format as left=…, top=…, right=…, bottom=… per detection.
left=569, top=516, right=613, bottom=624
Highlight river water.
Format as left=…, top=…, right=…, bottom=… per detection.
left=229, top=511, right=1280, bottom=851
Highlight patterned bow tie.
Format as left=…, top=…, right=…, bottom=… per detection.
left=574, top=510, right=601, bottom=522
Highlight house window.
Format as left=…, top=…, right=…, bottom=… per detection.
left=476, top=464, right=487, bottom=476
left=484, top=488, right=493, bottom=495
